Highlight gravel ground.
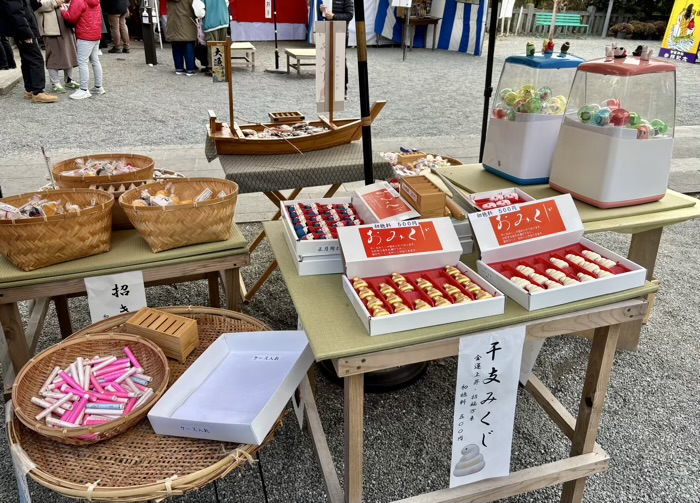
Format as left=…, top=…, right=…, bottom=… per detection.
left=1, top=35, right=696, bottom=157
left=1, top=220, right=699, bottom=503
left=1, top=33, right=700, bottom=503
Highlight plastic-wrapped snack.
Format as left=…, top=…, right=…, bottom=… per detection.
left=195, top=188, right=213, bottom=203
left=216, top=191, right=227, bottom=198
left=0, top=202, right=24, bottom=220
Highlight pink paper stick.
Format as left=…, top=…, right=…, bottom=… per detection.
left=123, top=347, right=142, bottom=370
left=90, top=374, right=105, bottom=393
left=133, top=383, right=148, bottom=392
left=67, top=396, right=89, bottom=424
left=94, top=362, right=130, bottom=377
left=60, top=410, right=72, bottom=421
left=83, top=419, right=112, bottom=426
left=59, top=371, right=86, bottom=394
left=123, top=398, right=138, bottom=415
left=110, top=382, right=127, bottom=393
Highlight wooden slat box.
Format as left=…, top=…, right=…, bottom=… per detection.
left=125, top=308, right=199, bottom=363
left=400, top=175, right=446, bottom=218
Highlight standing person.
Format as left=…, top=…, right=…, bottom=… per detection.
left=0, top=0, right=58, bottom=102
left=0, top=36, right=17, bottom=69
left=201, top=0, right=228, bottom=75
left=318, top=0, right=353, bottom=97
left=166, top=0, right=197, bottom=75
left=63, top=0, right=106, bottom=98
left=34, top=0, right=79, bottom=93
left=104, top=0, right=129, bottom=53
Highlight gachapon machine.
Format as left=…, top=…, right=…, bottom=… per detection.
left=482, top=41, right=585, bottom=185
left=549, top=45, right=675, bottom=208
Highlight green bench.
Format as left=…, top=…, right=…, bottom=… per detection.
left=534, top=12, right=589, bottom=38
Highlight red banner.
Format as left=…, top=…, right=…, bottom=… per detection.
left=230, top=0, right=308, bottom=24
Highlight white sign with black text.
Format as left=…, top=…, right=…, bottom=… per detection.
left=85, top=271, right=148, bottom=324
left=265, top=0, right=272, bottom=19
left=449, top=326, right=526, bottom=488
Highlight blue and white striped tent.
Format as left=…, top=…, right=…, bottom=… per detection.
left=375, top=0, right=486, bottom=56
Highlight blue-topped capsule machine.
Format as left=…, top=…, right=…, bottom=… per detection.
left=482, top=44, right=585, bottom=185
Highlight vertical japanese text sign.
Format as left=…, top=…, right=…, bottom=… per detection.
left=315, top=21, right=346, bottom=114
left=450, top=326, right=526, bottom=488
left=208, top=40, right=228, bottom=82
left=84, top=271, right=148, bottom=324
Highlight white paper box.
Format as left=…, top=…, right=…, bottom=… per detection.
left=342, top=263, right=505, bottom=336
left=463, top=187, right=535, bottom=213
left=148, top=331, right=314, bottom=445
left=283, top=226, right=344, bottom=275
left=338, top=218, right=505, bottom=336
left=469, top=194, right=647, bottom=311
left=338, top=218, right=463, bottom=279
left=352, top=181, right=420, bottom=223
left=281, top=197, right=351, bottom=258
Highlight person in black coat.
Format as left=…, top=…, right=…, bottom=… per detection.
left=103, top=0, right=130, bottom=53
left=0, top=0, right=57, bottom=101
left=0, top=36, right=17, bottom=69
left=318, top=0, right=354, bottom=97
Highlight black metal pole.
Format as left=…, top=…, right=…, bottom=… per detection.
left=273, top=0, right=280, bottom=69
left=479, top=0, right=501, bottom=162
left=353, top=0, right=374, bottom=185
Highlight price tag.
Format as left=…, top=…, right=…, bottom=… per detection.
left=265, top=0, right=272, bottom=18
left=449, top=326, right=525, bottom=488
left=391, top=0, right=412, bottom=7
left=84, top=271, right=147, bottom=323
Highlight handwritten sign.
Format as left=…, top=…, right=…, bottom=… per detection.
left=85, top=271, right=147, bottom=324
left=450, top=326, right=526, bottom=488
left=265, top=0, right=272, bottom=18
left=315, top=21, right=345, bottom=114
left=489, top=200, right=566, bottom=246
left=361, top=221, right=442, bottom=258
left=208, top=41, right=227, bottom=83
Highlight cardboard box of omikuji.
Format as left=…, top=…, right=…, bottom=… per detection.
left=281, top=183, right=419, bottom=276
left=337, top=218, right=505, bottom=336
left=148, top=331, right=313, bottom=444
left=468, top=194, right=646, bottom=311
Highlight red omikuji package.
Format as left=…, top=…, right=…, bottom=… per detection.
left=337, top=218, right=505, bottom=336
left=468, top=193, right=647, bottom=311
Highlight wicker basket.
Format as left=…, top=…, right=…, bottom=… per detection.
left=8, top=307, right=280, bottom=502
left=52, top=154, right=155, bottom=189
left=0, top=188, right=113, bottom=271
left=119, top=178, right=239, bottom=252
left=12, top=333, right=169, bottom=445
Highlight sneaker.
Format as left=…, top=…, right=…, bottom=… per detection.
left=122, top=47, right=130, bottom=53
left=65, top=80, right=80, bottom=89
left=91, top=86, right=106, bottom=95
left=69, top=89, right=92, bottom=100
left=32, top=92, right=59, bottom=103
left=52, top=84, right=66, bottom=93
left=108, top=47, right=121, bottom=53
left=23, top=91, right=32, bottom=100
left=175, top=70, right=184, bottom=75
left=185, top=71, right=195, bottom=76
left=98, top=50, right=103, bottom=56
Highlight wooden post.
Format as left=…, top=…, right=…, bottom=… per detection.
left=344, top=373, right=364, bottom=503
left=329, top=21, right=335, bottom=124
left=225, top=36, right=234, bottom=131
left=525, top=3, right=535, bottom=35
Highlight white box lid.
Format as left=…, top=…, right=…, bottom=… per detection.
left=352, top=181, right=420, bottom=223
left=468, top=194, right=584, bottom=263
left=337, top=217, right=463, bottom=278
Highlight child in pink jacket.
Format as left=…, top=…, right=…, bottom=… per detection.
left=62, top=0, right=105, bottom=99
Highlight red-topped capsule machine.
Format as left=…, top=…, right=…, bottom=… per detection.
left=549, top=44, right=676, bottom=208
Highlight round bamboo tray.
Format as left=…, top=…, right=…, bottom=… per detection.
left=52, top=154, right=155, bottom=189
left=12, top=334, right=169, bottom=445
left=8, top=308, right=278, bottom=502
left=0, top=188, right=113, bottom=271
left=119, top=178, right=239, bottom=253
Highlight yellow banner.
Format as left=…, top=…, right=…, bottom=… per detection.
left=659, top=0, right=700, bottom=63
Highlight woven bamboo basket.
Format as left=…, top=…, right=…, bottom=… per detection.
left=119, top=178, right=239, bottom=252
left=12, top=333, right=169, bottom=445
left=8, top=307, right=281, bottom=502
left=52, top=154, right=155, bottom=189
left=0, top=188, right=113, bottom=271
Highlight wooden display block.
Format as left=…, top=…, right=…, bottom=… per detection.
left=269, top=111, right=305, bottom=123
left=400, top=175, right=446, bottom=218
left=125, top=308, right=199, bottom=363
left=396, top=152, right=426, bottom=166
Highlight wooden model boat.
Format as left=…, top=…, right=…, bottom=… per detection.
left=207, top=101, right=386, bottom=155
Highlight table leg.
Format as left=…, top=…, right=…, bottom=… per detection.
left=560, top=323, right=620, bottom=503
left=297, top=57, right=301, bottom=75
left=53, top=295, right=73, bottom=339
left=0, top=303, right=30, bottom=378
left=432, top=24, right=437, bottom=50
left=344, top=373, right=364, bottom=503
left=287, top=53, right=290, bottom=74
left=207, top=272, right=221, bottom=308
left=617, top=227, right=663, bottom=351
left=224, top=268, right=241, bottom=311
